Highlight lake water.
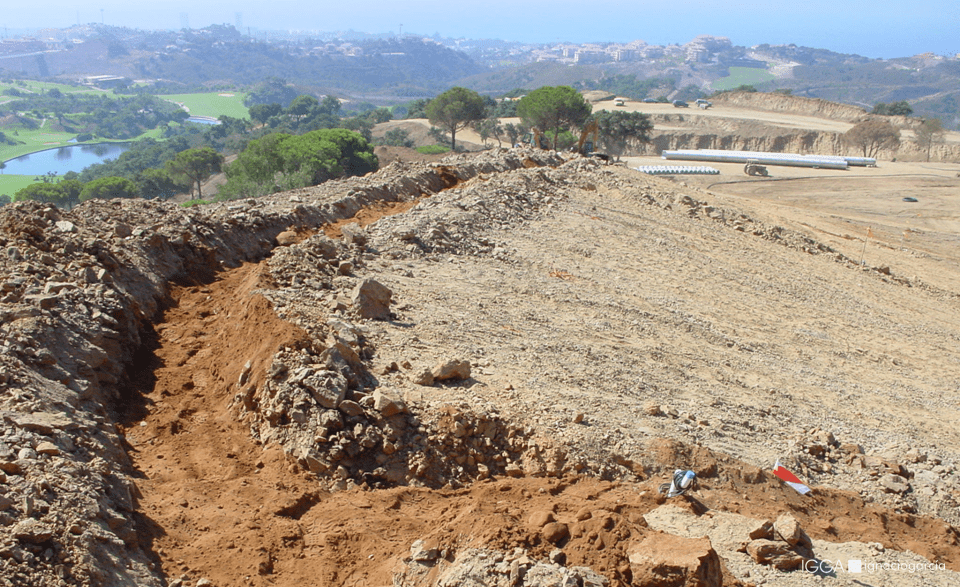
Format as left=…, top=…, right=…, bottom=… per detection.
left=1, top=143, right=132, bottom=176
left=187, top=116, right=220, bottom=125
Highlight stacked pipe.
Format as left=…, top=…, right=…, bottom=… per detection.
left=843, top=156, right=878, bottom=167
left=637, top=165, right=720, bottom=175
left=662, top=149, right=874, bottom=169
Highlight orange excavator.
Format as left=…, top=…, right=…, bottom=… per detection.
left=575, top=119, right=610, bottom=162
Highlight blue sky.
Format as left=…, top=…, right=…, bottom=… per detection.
left=7, top=0, right=959, bottom=59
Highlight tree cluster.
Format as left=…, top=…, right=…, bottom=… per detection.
left=165, top=147, right=223, bottom=200
left=249, top=92, right=345, bottom=134
left=419, top=85, right=652, bottom=156
left=593, top=110, right=654, bottom=160
left=0, top=92, right=188, bottom=140
left=377, top=128, right=415, bottom=148
left=915, top=118, right=945, bottom=161
left=10, top=147, right=224, bottom=206
left=516, top=86, right=593, bottom=150
left=425, top=87, right=488, bottom=151
left=871, top=101, right=913, bottom=117
left=68, top=137, right=195, bottom=200
left=843, top=119, right=901, bottom=157
left=219, top=129, right=377, bottom=200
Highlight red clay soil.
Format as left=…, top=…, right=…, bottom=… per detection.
left=322, top=198, right=420, bottom=239
left=639, top=439, right=960, bottom=569
left=121, top=260, right=960, bottom=587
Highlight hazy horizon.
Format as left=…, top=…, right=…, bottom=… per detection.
left=5, top=0, right=959, bottom=60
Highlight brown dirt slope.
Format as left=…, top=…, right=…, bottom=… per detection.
left=711, top=91, right=869, bottom=122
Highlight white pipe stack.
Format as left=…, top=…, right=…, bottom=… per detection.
left=661, top=149, right=875, bottom=170
left=637, top=165, right=720, bottom=175
left=842, top=156, right=878, bottom=167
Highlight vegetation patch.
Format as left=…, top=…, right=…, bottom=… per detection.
left=163, top=92, right=250, bottom=120
left=416, top=145, right=449, bottom=155
left=0, top=174, right=39, bottom=202
left=1, top=79, right=100, bottom=96
left=712, top=67, right=776, bottom=91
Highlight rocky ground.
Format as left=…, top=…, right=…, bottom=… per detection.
left=1, top=144, right=960, bottom=587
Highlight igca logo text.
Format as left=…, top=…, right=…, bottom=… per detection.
left=804, top=559, right=946, bottom=574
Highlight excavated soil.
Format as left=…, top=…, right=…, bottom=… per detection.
left=322, top=198, right=421, bottom=239
left=121, top=253, right=960, bottom=587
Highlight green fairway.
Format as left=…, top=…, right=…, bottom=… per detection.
left=1, top=79, right=105, bottom=96
left=0, top=174, right=40, bottom=200
left=162, top=92, right=249, bottom=119
left=0, top=127, right=79, bottom=162
left=0, top=125, right=165, bottom=167
left=711, top=67, right=776, bottom=91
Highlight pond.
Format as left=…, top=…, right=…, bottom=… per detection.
left=187, top=116, right=221, bottom=125
left=1, top=143, right=132, bottom=177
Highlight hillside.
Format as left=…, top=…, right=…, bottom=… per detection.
left=2, top=98, right=960, bottom=587
left=4, top=24, right=959, bottom=125
left=1, top=27, right=483, bottom=98
left=374, top=92, right=960, bottom=163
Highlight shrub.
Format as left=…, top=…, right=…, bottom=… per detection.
left=416, top=145, right=448, bottom=155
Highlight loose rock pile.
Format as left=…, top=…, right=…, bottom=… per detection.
left=237, top=332, right=554, bottom=490
left=0, top=149, right=563, bottom=586
left=395, top=546, right=610, bottom=587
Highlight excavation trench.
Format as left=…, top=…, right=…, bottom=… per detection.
left=119, top=255, right=960, bottom=586
left=112, top=159, right=552, bottom=586
left=116, top=254, right=697, bottom=587
left=122, top=261, right=323, bottom=586
left=116, top=213, right=670, bottom=587
left=114, top=180, right=960, bottom=587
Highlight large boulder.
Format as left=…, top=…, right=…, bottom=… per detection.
left=746, top=539, right=806, bottom=571
left=351, top=278, right=392, bottom=320
left=432, top=359, right=471, bottom=381
left=628, top=533, right=722, bottom=587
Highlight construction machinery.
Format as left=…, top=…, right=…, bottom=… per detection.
left=520, top=127, right=550, bottom=149
left=744, top=160, right=769, bottom=176
left=575, top=120, right=610, bottom=162
left=576, top=119, right=599, bottom=154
